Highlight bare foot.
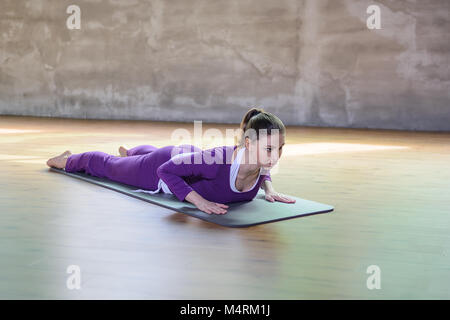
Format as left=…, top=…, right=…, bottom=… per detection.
left=46, top=150, right=72, bottom=169
left=119, top=146, right=128, bottom=157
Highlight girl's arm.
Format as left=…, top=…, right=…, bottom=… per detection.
left=185, top=190, right=228, bottom=215
left=156, top=151, right=220, bottom=202
left=260, top=172, right=296, bottom=203
left=261, top=179, right=275, bottom=193
left=157, top=151, right=229, bottom=214
left=260, top=172, right=274, bottom=192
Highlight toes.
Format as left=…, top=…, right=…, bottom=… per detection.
left=119, top=146, right=128, bottom=157
left=47, top=158, right=56, bottom=168
left=47, top=153, right=67, bottom=169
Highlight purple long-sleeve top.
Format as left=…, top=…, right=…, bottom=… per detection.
left=156, top=145, right=272, bottom=204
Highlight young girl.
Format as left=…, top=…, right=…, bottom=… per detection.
left=46, top=108, right=296, bottom=215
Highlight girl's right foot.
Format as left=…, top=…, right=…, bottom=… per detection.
left=119, top=146, right=128, bottom=157
left=46, top=150, right=72, bottom=169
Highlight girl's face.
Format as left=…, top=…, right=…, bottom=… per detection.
left=246, top=132, right=285, bottom=168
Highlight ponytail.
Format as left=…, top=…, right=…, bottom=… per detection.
left=239, top=107, right=265, bottom=133
left=236, top=107, right=286, bottom=147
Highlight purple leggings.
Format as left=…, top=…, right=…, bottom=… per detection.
left=65, top=144, right=201, bottom=190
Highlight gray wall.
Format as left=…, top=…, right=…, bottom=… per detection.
left=1, top=0, right=449, bottom=131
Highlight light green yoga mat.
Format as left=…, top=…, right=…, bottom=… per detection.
left=49, top=167, right=334, bottom=228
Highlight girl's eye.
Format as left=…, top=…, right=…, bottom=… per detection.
left=267, top=148, right=272, bottom=152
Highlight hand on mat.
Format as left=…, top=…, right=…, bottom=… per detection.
left=196, top=199, right=229, bottom=215
left=264, top=191, right=296, bottom=203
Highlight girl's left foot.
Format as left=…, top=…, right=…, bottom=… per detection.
left=119, top=146, right=128, bottom=157
left=46, top=150, right=72, bottom=169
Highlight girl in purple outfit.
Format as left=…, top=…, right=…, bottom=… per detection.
left=46, top=108, right=295, bottom=215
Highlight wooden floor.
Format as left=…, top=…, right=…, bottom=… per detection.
left=0, top=115, right=449, bottom=299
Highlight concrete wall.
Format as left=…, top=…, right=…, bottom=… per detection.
left=1, top=0, right=449, bottom=131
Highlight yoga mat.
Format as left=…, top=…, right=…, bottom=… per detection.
left=49, top=167, right=334, bottom=228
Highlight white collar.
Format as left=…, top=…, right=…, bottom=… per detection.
left=230, top=147, right=261, bottom=193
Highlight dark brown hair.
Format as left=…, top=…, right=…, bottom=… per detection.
left=236, top=107, right=286, bottom=147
